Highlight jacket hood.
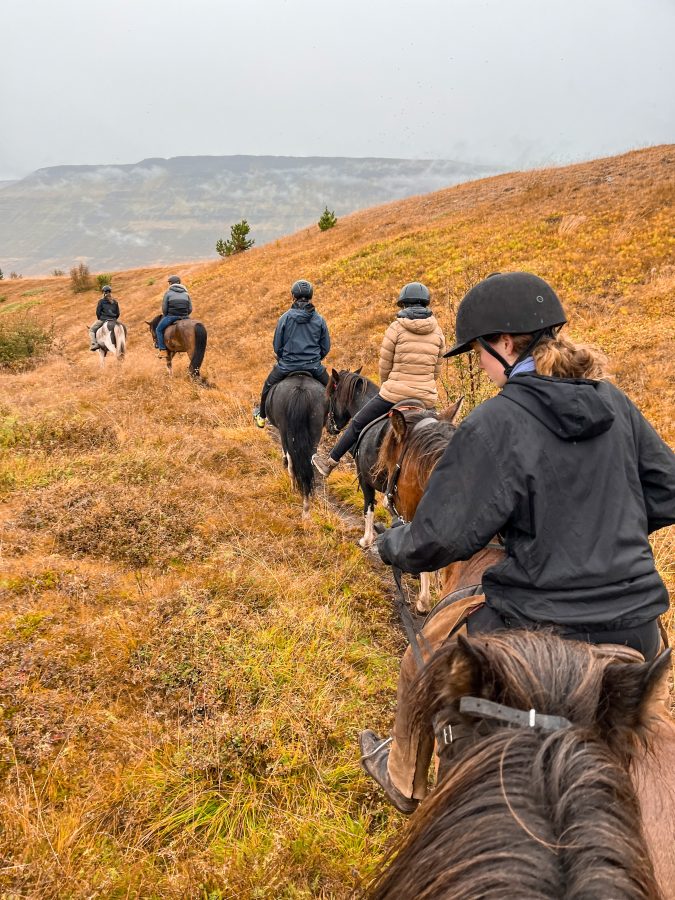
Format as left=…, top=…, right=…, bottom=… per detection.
left=500, top=374, right=615, bottom=441
left=168, top=284, right=188, bottom=294
left=289, top=299, right=316, bottom=322
left=397, top=305, right=433, bottom=321
left=397, top=312, right=439, bottom=335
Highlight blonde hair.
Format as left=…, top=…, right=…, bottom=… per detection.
left=510, top=332, right=610, bottom=380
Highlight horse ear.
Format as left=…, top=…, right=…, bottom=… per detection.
left=598, top=648, right=671, bottom=738
left=331, top=368, right=340, bottom=383
left=390, top=409, right=407, bottom=441
left=354, top=366, right=363, bottom=375
left=447, top=634, right=488, bottom=697
left=440, top=396, right=464, bottom=425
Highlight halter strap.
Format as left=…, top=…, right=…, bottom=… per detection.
left=459, top=696, right=572, bottom=733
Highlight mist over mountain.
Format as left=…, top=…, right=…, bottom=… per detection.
left=0, top=155, right=500, bottom=276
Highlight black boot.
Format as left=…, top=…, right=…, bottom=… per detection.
left=358, top=730, right=419, bottom=815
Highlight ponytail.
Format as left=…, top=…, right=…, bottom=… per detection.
left=511, top=332, right=610, bottom=380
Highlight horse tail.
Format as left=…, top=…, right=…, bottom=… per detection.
left=189, top=322, right=207, bottom=376
left=285, top=385, right=315, bottom=499
left=116, top=323, right=126, bottom=359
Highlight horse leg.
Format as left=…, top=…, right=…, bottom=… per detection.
left=302, top=493, right=311, bottom=521
left=359, top=484, right=378, bottom=549
left=416, top=573, right=433, bottom=614
left=166, top=351, right=173, bottom=375
left=98, top=348, right=106, bottom=368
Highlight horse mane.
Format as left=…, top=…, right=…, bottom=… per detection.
left=366, top=631, right=663, bottom=899
left=376, top=410, right=455, bottom=488
left=335, top=370, right=375, bottom=408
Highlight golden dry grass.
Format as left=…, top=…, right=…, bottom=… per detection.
left=0, top=145, right=673, bottom=897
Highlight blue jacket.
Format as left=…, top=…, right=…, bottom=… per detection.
left=273, top=300, right=330, bottom=371
left=162, top=284, right=192, bottom=318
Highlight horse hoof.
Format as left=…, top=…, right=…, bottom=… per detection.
left=359, top=537, right=373, bottom=549
left=415, top=601, right=431, bottom=615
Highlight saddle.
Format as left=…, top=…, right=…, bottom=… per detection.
left=353, top=398, right=432, bottom=457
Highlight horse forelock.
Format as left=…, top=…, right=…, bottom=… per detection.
left=370, top=631, right=661, bottom=899
left=377, top=411, right=454, bottom=487
left=335, top=370, right=371, bottom=411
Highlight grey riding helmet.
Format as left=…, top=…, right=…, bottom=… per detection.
left=444, top=272, right=567, bottom=358
left=101, top=285, right=112, bottom=293
left=397, top=282, right=431, bottom=307
left=291, top=279, right=313, bottom=300
left=168, top=274, right=181, bottom=285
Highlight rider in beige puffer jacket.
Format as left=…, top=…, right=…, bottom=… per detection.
left=379, top=311, right=445, bottom=407
left=312, top=282, right=446, bottom=477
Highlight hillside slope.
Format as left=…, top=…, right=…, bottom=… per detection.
left=0, top=146, right=673, bottom=898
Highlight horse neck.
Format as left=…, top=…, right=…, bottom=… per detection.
left=370, top=727, right=658, bottom=899
left=440, top=544, right=504, bottom=595
left=350, top=377, right=378, bottom=415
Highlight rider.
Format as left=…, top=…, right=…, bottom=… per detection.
left=156, top=275, right=192, bottom=356
left=88, top=285, right=120, bottom=350
left=359, top=271, right=675, bottom=815
left=253, top=279, right=330, bottom=428
left=311, top=282, right=445, bottom=475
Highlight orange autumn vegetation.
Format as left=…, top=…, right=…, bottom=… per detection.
left=0, top=145, right=673, bottom=898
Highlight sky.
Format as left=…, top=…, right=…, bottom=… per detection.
left=1, top=0, right=673, bottom=180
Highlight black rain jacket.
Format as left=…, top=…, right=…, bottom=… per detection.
left=95, top=297, right=120, bottom=321
left=377, top=374, right=675, bottom=628
left=273, top=300, right=330, bottom=372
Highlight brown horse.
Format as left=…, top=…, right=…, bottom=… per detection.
left=146, top=315, right=207, bottom=379
left=365, top=630, right=675, bottom=899
left=376, top=405, right=504, bottom=612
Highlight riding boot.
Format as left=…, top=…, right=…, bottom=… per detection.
left=312, top=453, right=339, bottom=477
left=359, top=730, right=419, bottom=815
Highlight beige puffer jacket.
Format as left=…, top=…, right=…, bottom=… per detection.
left=379, top=313, right=446, bottom=406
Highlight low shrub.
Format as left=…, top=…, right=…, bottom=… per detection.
left=70, top=262, right=92, bottom=293
left=96, top=273, right=113, bottom=291
left=0, top=316, right=53, bottom=371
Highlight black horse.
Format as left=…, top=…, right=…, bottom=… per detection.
left=267, top=374, right=328, bottom=520
left=326, top=368, right=389, bottom=547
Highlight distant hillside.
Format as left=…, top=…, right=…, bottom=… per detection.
left=0, top=155, right=499, bottom=275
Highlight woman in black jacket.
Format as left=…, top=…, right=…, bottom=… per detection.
left=359, top=271, right=675, bottom=814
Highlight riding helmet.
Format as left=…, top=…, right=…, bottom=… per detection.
left=291, top=279, right=313, bottom=300
left=101, top=285, right=112, bottom=293
left=397, top=282, right=431, bottom=307
left=444, top=272, right=567, bottom=357
left=168, top=274, right=181, bottom=285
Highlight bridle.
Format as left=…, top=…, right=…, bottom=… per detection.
left=384, top=411, right=443, bottom=519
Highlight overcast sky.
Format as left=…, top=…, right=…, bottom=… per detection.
left=1, top=0, right=673, bottom=180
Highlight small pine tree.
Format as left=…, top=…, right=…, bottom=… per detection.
left=0, top=269, right=3, bottom=280
left=318, top=206, right=338, bottom=231
left=216, top=220, right=255, bottom=257
left=52, top=269, right=64, bottom=277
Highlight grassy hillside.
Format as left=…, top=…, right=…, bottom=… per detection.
left=0, top=146, right=673, bottom=898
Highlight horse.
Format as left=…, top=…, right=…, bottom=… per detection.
left=266, top=373, right=328, bottom=520
left=91, top=320, right=127, bottom=367
left=375, top=403, right=472, bottom=613
left=146, top=315, right=207, bottom=379
left=365, top=629, right=675, bottom=899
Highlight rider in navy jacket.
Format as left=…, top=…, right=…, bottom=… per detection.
left=254, top=280, right=331, bottom=426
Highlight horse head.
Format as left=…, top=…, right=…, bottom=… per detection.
left=370, top=631, right=671, bottom=898
left=145, top=316, right=161, bottom=341
left=326, top=367, right=365, bottom=435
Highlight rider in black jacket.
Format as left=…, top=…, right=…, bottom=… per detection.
left=88, top=285, right=120, bottom=350
left=361, top=271, right=675, bottom=815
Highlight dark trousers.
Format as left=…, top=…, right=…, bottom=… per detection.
left=259, top=365, right=328, bottom=417
left=330, top=393, right=394, bottom=462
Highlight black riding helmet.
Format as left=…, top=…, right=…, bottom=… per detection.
left=102, top=285, right=112, bottom=293
left=291, top=279, right=313, bottom=300
left=168, top=274, right=181, bottom=285
left=397, top=282, right=430, bottom=307
left=444, top=272, right=566, bottom=374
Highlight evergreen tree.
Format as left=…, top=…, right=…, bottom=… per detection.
left=318, top=206, right=338, bottom=231
left=216, top=220, right=255, bottom=257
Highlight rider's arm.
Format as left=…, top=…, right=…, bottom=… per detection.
left=630, top=401, right=675, bottom=532
left=434, top=331, right=446, bottom=380
left=379, top=322, right=398, bottom=383
left=320, top=319, right=330, bottom=359
left=162, top=293, right=169, bottom=315
left=273, top=314, right=286, bottom=360
left=112, top=301, right=120, bottom=319
left=377, top=415, right=516, bottom=573
left=96, top=299, right=104, bottom=319
left=186, top=296, right=193, bottom=315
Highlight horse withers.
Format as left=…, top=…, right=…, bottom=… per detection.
left=266, top=373, right=328, bottom=520
left=91, top=321, right=127, bottom=367
left=365, top=630, right=675, bottom=900
left=146, top=315, right=207, bottom=380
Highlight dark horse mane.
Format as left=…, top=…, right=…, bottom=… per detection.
left=366, top=630, right=667, bottom=899
left=334, top=370, right=376, bottom=407
left=376, top=409, right=456, bottom=490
